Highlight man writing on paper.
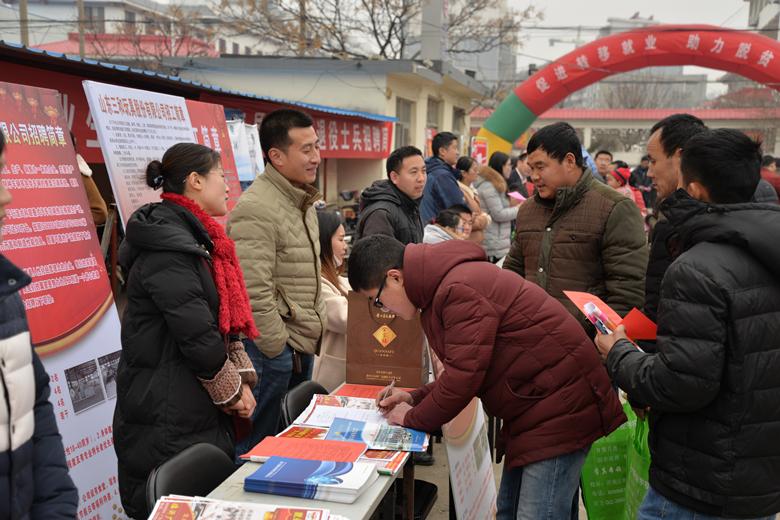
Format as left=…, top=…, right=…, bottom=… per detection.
left=347, top=235, right=624, bottom=519
left=595, top=129, right=780, bottom=519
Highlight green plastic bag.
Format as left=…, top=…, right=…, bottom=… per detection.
left=582, top=403, right=636, bottom=520
left=624, top=416, right=651, bottom=519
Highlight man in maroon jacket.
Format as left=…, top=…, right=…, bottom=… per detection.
left=348, top=235, right=625, bottom=519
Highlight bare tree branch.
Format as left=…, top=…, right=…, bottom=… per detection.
left=83, top=4, right=215, bottom=70
left=214, top=0, right=539, bottom=60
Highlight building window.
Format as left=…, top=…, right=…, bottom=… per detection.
left=124, top=10, right=136, bottom=32
left=233, top=42, right=239, bottom=54
left=452, top=107, right=466, bottom=136
left=219, top=39, right=226, bottom=54
left=84, top=6, right=106, bottom=33
left=245, top=46, right=252, bottom=55
left=395, top=97, right=413, bottom=148
left=426, top=97, right=441, bottom=130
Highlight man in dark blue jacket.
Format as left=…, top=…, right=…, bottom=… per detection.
left=0, top=130, right=78, bottom=519
left=596, top=129, right=780, bottom=519
left=420, top=132, right=466, bottom=224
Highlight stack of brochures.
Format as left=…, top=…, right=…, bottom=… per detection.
left=244, top=456, right=379, bottom=504
left=275, top=425, right=409, bottom=476
left=148, top=494, right=344, bottom=519
left=240, top=436, right=367, bottom=463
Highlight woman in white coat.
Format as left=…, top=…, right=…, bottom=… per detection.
left=312, top=211, right=350, bottom=392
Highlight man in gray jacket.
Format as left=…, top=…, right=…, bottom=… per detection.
left=229, top=109, right=325, bottom=460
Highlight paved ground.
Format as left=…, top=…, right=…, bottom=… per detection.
left=416, top=441, right=588, bottom=519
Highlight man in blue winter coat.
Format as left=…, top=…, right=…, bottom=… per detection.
left=420, top=132, right=466, bottom=224
left=0, top=130, right=78, bottom=519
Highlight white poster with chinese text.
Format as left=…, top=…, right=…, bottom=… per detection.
left=82, top=81, right=194, bottom=225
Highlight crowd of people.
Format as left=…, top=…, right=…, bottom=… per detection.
left=2, top=107, right=780, bottom=520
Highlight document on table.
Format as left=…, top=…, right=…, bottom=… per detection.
left=325, top=418, right=428, bottom=452
left=295, top=395, right=386, bottom=428
left=148, top=494, right=337, bottom=519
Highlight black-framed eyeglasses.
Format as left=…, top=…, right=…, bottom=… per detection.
left=374, top=273, right=389, bottom=311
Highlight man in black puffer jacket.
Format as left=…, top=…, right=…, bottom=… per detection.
left=355, top=146, right=426, bottom=245
left=644, top=114, right=777, bottom=336
left=596, top=129, right=780, bottom=519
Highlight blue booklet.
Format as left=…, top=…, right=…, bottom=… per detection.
left=324, top=418, right=429, bottom=452
left=244, top=456, right=378, bottom=504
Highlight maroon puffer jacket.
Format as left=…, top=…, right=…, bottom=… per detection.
left=403, top=240, right=625, bottom=469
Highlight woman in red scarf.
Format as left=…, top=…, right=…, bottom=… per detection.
left=114, top=143, right=258, bottom=519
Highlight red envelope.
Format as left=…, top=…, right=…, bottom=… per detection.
left=563, top=291, right=657, bottom=340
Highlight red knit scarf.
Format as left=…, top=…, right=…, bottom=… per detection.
left=161, top=193, right=259, bottom=340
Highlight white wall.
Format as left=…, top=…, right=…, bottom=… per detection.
left=336, top=159, right=384, bottom=196
left=385, top=73, right=472, bottom=153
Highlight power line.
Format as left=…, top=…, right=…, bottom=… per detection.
left=0, top=17, right=767, bottom=32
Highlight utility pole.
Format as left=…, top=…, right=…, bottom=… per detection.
left=19, top=0, right=29, bottom=46
left=77, top=0, right=86, bottom=58
left=297, top=0, right=306, bottom=56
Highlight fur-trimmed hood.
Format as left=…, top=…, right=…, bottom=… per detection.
left=476, top=166, right=508, bottom=194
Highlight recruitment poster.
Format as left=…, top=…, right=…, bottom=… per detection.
left=184, top=99, right=242, bottom=225
left=0, top=80, right=126, bottom=520
left=82, top=81, right=241, bottom=226
left=82, top=80, right=194, bottom=226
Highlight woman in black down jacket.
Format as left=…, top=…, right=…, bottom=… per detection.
left=114, top=143, right=258, bottom=519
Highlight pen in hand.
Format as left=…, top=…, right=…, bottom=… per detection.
left=379, top=378, right=396, bottom=410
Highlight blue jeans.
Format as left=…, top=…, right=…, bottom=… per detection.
left=638, top=487, right=775, bottom=520
left=497, top=447, right=589, bottom=520
left=233, top=341, right=313, bottom=463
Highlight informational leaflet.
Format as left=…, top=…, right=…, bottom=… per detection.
left=325, top=418, right=428, bottom=452
left=240, top=436, right=367, bottom=463
left=244, top=457, right=379, bottom=504
left=295, top=395, right=386, bottom=428
left=277, top=425, right=408, bottom=476
left=149, top=495, right=334, bottom=520
left=334, top=383, right=413, bottom=399
left=0, top=80, right=126, bottom=519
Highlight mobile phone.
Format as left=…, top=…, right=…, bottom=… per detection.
left=584, top=302, right=613, bottom=335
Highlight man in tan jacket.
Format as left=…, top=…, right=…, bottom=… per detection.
left=228, top=109, right=325, bottom=460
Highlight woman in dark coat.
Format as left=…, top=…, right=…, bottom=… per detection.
left=114, top=143, right=258, bottom=519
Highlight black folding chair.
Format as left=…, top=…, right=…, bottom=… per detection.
left=145, top=443, right=236, bottom=513
left=279, top=380, right=328, bottom=430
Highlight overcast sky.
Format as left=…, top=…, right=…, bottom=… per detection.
left=166, top=0, right=752, bottom=95
left=512, top=0, right=750, bottom=94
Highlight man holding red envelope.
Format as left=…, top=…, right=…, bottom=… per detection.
left=595, top=130, right=780, bottom=519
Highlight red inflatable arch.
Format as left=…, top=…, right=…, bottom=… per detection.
left=478, top=24, right=780, bottom=153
